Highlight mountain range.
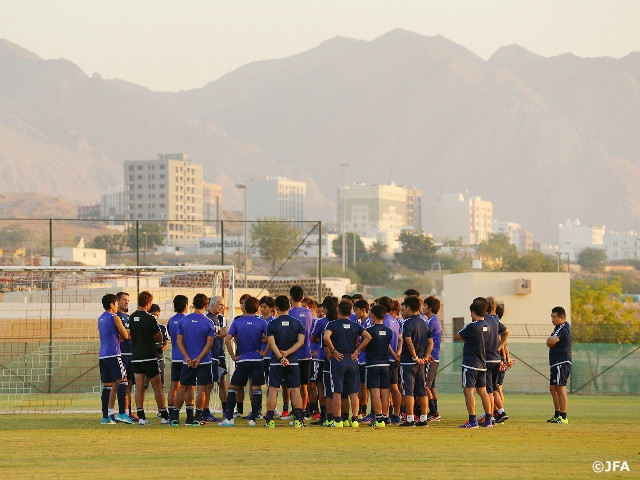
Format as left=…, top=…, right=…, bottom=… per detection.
left=1, top=29, right=639, bottom=244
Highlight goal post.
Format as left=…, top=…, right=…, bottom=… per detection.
left=0, top=265, right=234, bottom=413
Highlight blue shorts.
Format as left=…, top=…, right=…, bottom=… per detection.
left=400, top=363, right=426, bottom=397
left=268, top=363, right=301, bottom=389
left=99, top=356, right=126, bottom=384
left=365, top=365, right=390, bottom=389
left=550, top=363, right=572, bottom=386
left=486, top=362, right=500, bottom=394
left=359, top=364, right=366, bottom=383
left=323, top=369, right=333, bottom=397
left=230, top=360, right=265, bottom=387
left=462, top=367, right=486, bottom=389
left=171, top=361, right=183, bottom=383
left=121, top=354, right=135, bottom=385
left=329, top=357, right=359, bottom=395
left=299, top=359, right=311, bottom=385
left=180, top=363, right=213, bottom=386
left=496, top=370, right=505, bottom=386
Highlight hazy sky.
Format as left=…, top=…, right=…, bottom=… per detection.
left=2, top=0, right=638, bottom=91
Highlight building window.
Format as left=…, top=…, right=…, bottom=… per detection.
left=129, top=165, right=134, bottom=171
left=137, top=175, right=142, bottom=180
left=159, top=174, right=165, bottom=179
left=137, top=165, right=143, bottom=170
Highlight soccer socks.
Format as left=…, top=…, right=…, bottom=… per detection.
left=186, top=405, right=194, bottom=423
left=137, top=408, right=146, bottom=420
left=251, top=390, right=262, bottom=417
left=225, top=389, right=237, bottom=421
left=195, top=408, right=203, bottom=422
left=117, top=383, right=127, bottom=414
left=320, top=405, right=327, bottom=420
left=236, top=401, right=244, bottom=415
left=101, top=386, right=111, bottom=418
left=265, top=410, right=275, bottom=422
left=159, top=408, right=169, bottom=420
left=428, top=399, right=437, bottom=415
left=293, top=408, right=304, bottom=422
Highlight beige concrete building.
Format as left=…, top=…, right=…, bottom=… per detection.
left=425, top=192, right=492, bottom=244
left=443, top=272, right=570, bottom=340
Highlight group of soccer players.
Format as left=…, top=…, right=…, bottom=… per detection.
left=99, top=285, right=523, bottom=429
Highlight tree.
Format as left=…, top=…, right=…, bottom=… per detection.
left=577, top=248, right=607, bottom=273
left=353, top=261, right=392, bottom=285
left=513, top=250, right=557, bottom=272
left=250, top=218, right=302, bottom=272
left=332, top=233, right=369, bottom=264
left=88, top=233, right=125, bottom=254
left=476, top=233, right=519, bottom=271
left=394, top=230, right=437, bottom=272
left=368, top=241, right=388, bottom=260
left=125, top=223, right=165, bottom=251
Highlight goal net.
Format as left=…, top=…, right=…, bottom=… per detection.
left=0, top=265, right=234, bottom=413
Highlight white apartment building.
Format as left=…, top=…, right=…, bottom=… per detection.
left=603, top=231, right=640, bottom=261
left=124, top=154, right=203, bottom=241
left=425, top=192, right=493, bottom=244
left=99, top=184, right=125, bottom=220
left=558, top=219, right=605, bottom=261
left=493, top=220, right=534, bottom=253
left=244, top=177, right=306, bottom=222
left=337, top=182, right=422, bottom=241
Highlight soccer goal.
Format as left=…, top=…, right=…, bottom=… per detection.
left=0, top=265, right=234, bottom=413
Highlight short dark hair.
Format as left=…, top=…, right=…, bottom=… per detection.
left=259, top=296, right=275, bottom=308
left=374, top=296, right=393, bottom=313
left=239, top=293, right=252, bottom=303
left=404, top=295, right=421, bottom=313
left=474, top=297, right=489, bottom=314
left=354, top=299, right=369, bottom=311
left=424, top=296, right=440, bottom=315
left=102, top=293, right=117, bottom=310
left=338, top=299, right=353, bottom=317
left=148, top=304, right=160, bottom=315
left=496, top=304, right=504, bottom=319
left=370, top=304, right=386, bottom=321
left=193, top=293, right=209, bottom=310
left=322, top=295, right=339, bottom=310
left=551, top=306, right=566, bottom=317
left=138, top=291, right=153, bottom=307
left=173, top=295, right=189, bottom=313
left=351, top=293, right=364, bottom=301
left=275, top=295, right=290, bottom=312
left=244, top=297, right=259, bottom=314
left=470, top=299, right=486, bottom=317
left=326, top=306, right=338, bottom=321
left=404, top=289, right=420, bottom=297
left=116, top=291, right=129, bottom=301
left=290, top=285, right=304, bottom=302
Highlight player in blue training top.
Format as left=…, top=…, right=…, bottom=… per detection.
left=221, top=297, right=268, bottom=426
left=204, top=295, right=228, bottom=423
left=423, top=296, right=442, bottom=422
left=484, top=296, right=510, bottom=425
left=364, top=304, right=394, bottom=428
left=98, top=293, right=130, bottom=424
left=166, top=295, right=195, bottom=424
left=399, top=295, right=433, bottom=427
left=115, top=291, right=135, bottom=422
left=323, top=299, right=372, bottom=428
left=129, top=291, right=169, bottom=424
left=263, top=295, right=306, bottom=428
left=374, top=296, right=402, bottom=423
left=170, top=293, right=215, bottom=426
left=455, top=298, right=493, bottom=428
left=353, top=299, right=373, bottom=420
left=310, top=295, right=339, bottom=425
left=546, top=306, right=572, bottom=424
left=288, top=285, right=314, bottom=417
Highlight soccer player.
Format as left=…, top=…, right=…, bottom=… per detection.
left=423, top=296, right=442, bottom=422
left=98, top=293, right=130, bottom=424
left=204, top=295, right=228, bottom=423
left=310, top=295, right=339, bottom=425
left=147, top=303, right=169, bottom=391
left=455, top=298, right=493, bottom=428
left=375, top=296, right=402, bottom=423
left=166, top=295, right=195, bottom=424
left=484, top=296, right=510, bottom=424
left=221, top=296, right=267, bottom=426
left=398, top=295, right=433, bottom=427
left=546, top=306, right=572, bottom=424
left=288, top=285, right=314, bottom=417
left=365, top=304, right=394, bottom=428
left=115, top=291, right=135, bottom=421
left=171, top=293, right=215, bottom=426
left=263, top=295, right=306, bottom=428
left=129, top=291, right=169, bottom=424
left=353, top=298, right=372, bottom=419
left=323, top=299, right=372, bottom=428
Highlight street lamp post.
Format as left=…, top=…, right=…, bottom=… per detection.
left=235, top=184, right=249, bottom=288
left=557, top=242, right=571, bottom=272
left=340, top=163, right=348, bottom=271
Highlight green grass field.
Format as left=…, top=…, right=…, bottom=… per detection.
left=1, top=394, right=638, bottom=479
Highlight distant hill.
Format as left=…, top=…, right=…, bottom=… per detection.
left=0, top=192, right=78, bottom=218
left=1, top=31, right=639, bottom=243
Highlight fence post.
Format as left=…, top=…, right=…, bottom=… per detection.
left=318, top=221, right=322, bottom=300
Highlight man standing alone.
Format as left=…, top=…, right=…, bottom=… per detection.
left=546, top=306, right=572, bottom=424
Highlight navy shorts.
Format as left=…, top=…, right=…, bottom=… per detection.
left=496, top=370, right=505, bottom=386
left=359, top=364, right=366, bottom=383
left=121, top=354, right=135, bottom=385
left=263, top=358, right=271, bottom=382
left=268, top=363, right=301, bottom=389
left=388, top=361, right=400, bottom=385
left=323, top=365, right=333, bottom=397
left=180, top=363, right=213, bottom=386
left=425, top=360, right=439, bottom=389
left=365, top=364, right=390, bottom=389
left=462, top=367, right=486, bottom=389
left=329, top=357, right=359, bottom=395
left=171, top=361, right=183, bottom=382
left=310, top=359, right=322, bottom=382
left=133, top=359, right=160, bottom=379
left=99, top=356, right=126, bottom=384
left=299, top=359, right=311, bottom=385
left=400, top=363, right=426, bottom=397
left=550, top=363, right=572, bottom=386
left=230, top=360, right=265, bottom=387
left=486, top=362, right=500, bottom=394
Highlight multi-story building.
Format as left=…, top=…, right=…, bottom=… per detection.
left=603, top=231, right=640, bottom=261
left=558, top=219, right=605, bottom=261
left=244, top=177, right=306, bottom=222
left=124, top=154, right=203, bottom=242
left=493, top=220, right=534, bottom=253
left=337, top=182, right=422, bottom=240
left=99, top=185, right=125, bottom=220
left=425, top=192, right=492, bottom=244
left=203, top=182, right=223, bottom=234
